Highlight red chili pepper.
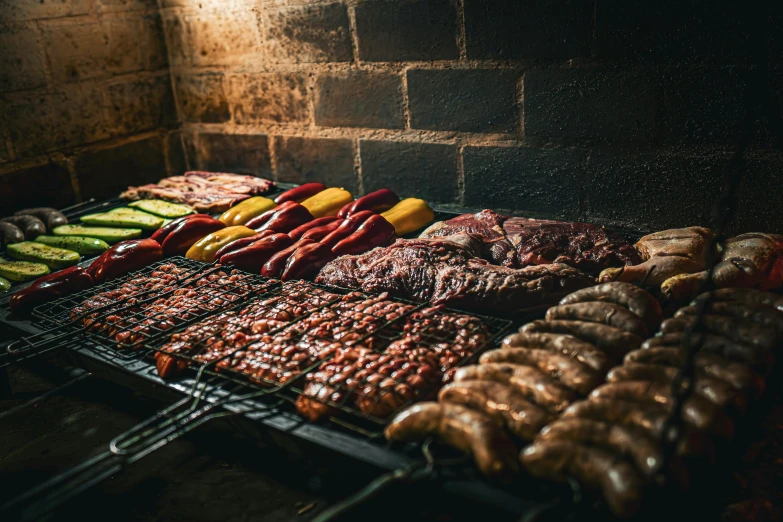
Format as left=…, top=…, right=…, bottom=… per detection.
left=251, top=202, right=314, bottom=234
left=331, top=214, right=396, bottom=256
left=319, top=211, right=375, bottom=249
left=160, top=216, right=225, bottom=257
left=281, top=242, right=336, bottom=281
left=9, top=266, right=95, bottom=315
left=274, top=183, right=326, bottom=204
left=213, top=230, right=274, bottom=260
left=220, top=233, right=294, bottom=273
left=337, top=189, right=400, bottom=218
left=288, top=216, right=340, bottom=241
left=301, top=219, right=342, bottom=242
left=88, top=238, right=164, bottom=284
left=261, top=238, right=314, bottom=278
left=244, top=201, right=296, bottom=230
left=150, top=214, right=208, bottom=245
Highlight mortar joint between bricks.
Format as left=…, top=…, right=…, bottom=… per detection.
left=347, top=4, right=361, bottom=67
left=401, top=67, right=412, bottom=130
left=456, top=0, right=467, bottom=62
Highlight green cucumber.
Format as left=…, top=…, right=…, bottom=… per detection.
left=0, top=276, right=10, bottom=292
left=34, top=235, right=110, bottom=255
left=107, top=207, right=158, bottom=217
left=0, top=261, right=50, bottom=282
left=53, top=225, right=142, bottom=244
left=7, top=242, right=81, bottom=270
left=80, top=212, right=163, bottom=231
left=128, top=200, right=194, bottom=218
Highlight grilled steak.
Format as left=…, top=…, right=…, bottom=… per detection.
left=315, top=233, right=595, bottom=312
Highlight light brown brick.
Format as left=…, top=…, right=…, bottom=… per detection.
left=4, top=91, right=58, bottom=157
left=142, top=13, right=169, bottom=70
left=162, top=14, right=188, bottom=65
left=107, top=75, right=176, bottom=136
left=185, top=11, right=261, bottom=66
left=0, top=25, right=46, bottom=93
left=2, top=0, right=89, bottom=20
left=95, top=0, right=158, bottom=12
left=174, top=72, right=230, bottom=123
left=228, top=73, right=309, bottom=124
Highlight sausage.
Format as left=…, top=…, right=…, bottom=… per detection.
left=589, top=381, right=735, bottom=440
left=538, top=418, right=689, bottom=487
left=660, top=316, right=778, bottom=351
left=562, top=398, right=715, bottom=460
left=520, top=440, right=645, bottom=518
left=546, top=302, right=648, bottom=337
left=15, top=207, right=68, bottom=231
left=454, top=364, right=578, bottom=413
left=501, top=332, right=610, bottom=373
left=521, top=320, right=643, bottom=361
left=438, top=380, right=552, bottom=440
left=605, top=363, right=746, bottom=412
left=623, top=348, right=764, bottom=397
left=692, top=288, right=783, bottom=313
left=642, top=332, right=774, bottom=373
left=0, top=221, right=25, bottom=247
left=558, top=282, right=662, bottom=333
left=479, top=348, right=601, bottom=396
left=385, top=402, right=519, bottom=480
left=675, top=301, right=783, bottom=336
left=1, top=215, right=47, bottom=240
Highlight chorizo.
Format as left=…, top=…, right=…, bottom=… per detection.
left=642, top=332, right=774, bottom=373
left=385, top=402, right=519, bottom=479
left=692, top=288, right=783, bottom=313
left=522, top=320, right=643, bottom=360
left=501, top=332, right=610, bottom=373
left=546, top=302, right=648, bottom=337
left=479, top=348, right=601, bottom=395
left=660, top=316, right=778, bottom=351
left=558, top=281, right=662, bottom=333
left=438, top=380, right=552, bottom=440
left=675, top=301, right=783, bottom=336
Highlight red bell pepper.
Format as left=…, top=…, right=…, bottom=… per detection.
left=219, top=233, right=294, bottom=273
left=319, top=211, right=375, bottom=249
left=281, top=242, right=336, bottom=281
left=300, top=219, right=342, bottom=242
left=88, top=238, right=164, bottom=284
left=160, top=216, right=225, bottom=257
left=9, top=266, right=95, bottom=315
left=249, top=202, right=314, bottom=234
left=243, top=201, right=295, bottom=230
left=274, top=183, right=326, bottom=204
left=288, top=216, right=340, bottom=241
left=150, top=214, right=208, bottom=245
left=337, top=189, right=400, bottom=218
left=213, top=230, right=274, bottom=260
left=331, top=214, right=396, bottom=256
left=261, top=238, right=314, bottom=278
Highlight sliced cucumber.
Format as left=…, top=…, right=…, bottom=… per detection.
left=7, top=242, right=81, bottom=270
left=107, top=207, right=159, bottom=217
left=0, top=261, right=50, bottom=282
left=0, top=276, right=10, bottom=292
left=128, top=200, right=194, bottom=218
left=34, top=235, right=110, bottom=255
left=53, top=225, right=142, bottom=244
left=80, top=212, right=163, bottom=231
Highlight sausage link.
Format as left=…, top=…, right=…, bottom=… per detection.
left=642, top=332, right=774, bottom=373
left=675, top=301, right=783, bottom=336
left=692, top=288, right=783, bottom=313
left=546, top=302, right=648, bottom=337
left=522, top=320, right=643, bottom=361
left=501, top=332, right=610, bottom=373
left=558, top=282, right=662, bottom=333
left=661, top=316, right=778, bottom=351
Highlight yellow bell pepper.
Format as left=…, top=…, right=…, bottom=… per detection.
left=185, top=226, right=257, bottom=262
left=381, top=198, right=435, bottom=236
left=300, top=187, right=353, bottom=218
left=219, top=196, right=276, bottom=226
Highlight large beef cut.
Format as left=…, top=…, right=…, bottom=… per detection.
left=420, top=210, right=640, bottom=274
left=316, top=233, right=595, bottom=313
left=121, top=171, right=276, bottom=213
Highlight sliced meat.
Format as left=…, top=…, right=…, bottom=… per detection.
left=558, top=282, right=663, bottom=333
left=501, top=332, right=610, bottom=373
left=546, top=302, right=648, bottom=337
left=522, top=320, right=643, bottom=361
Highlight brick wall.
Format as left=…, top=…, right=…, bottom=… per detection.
left=0, top=0, right=180, bottom=212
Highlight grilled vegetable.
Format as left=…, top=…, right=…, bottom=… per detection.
left=53, top=225, right=142, bottom=244
left=160, top=216, right=225, bottom=257
left=219, top=196, right=276, bottom=226
left=9, top=266, right=94, bottom=314
left=319, top=211, right=375, bottom=249
left=185, top=226, right=257, bottom=263
left=281, top=242, right=336, bottom=281
left=248, top=202, right=314, bottom=234
left=288, top=216, right=340, bottom=241
left=338, top=189, right=400, bottom=218
left=2, top=215, right=47, bottom=240
left=7, top=242, right=81, bottom=270
left=381, top=198, right=434, bottom=236
left=0, top=261, right=50, bottom=282
left=274, top=183, right=326, bottom=204
left=300, top=220, right=342, bottom=242
left=107, top=207, right=160, bottom=218
left=88, top=239, right=163, bottom=284
left=220, top=233, right=294, bottom=273
left=300, top=187, right=353, bottom=218
left=14, top=207, right=68, bottom=231
left=244, top=201, right=295, bottom=230
left=0, top=222, right=25, bottom=247
left=127, top=199, right=194, bottom=218
left=34, top=235, right=110, bottom=256
left=0, top=276, right=10, bottom=293
left=332, top=214, right=396, bottom=256
left=261, top=239, right=314, bottom=278
left=213, top=230, right=274, bottom=260
left=150, top=214, right=206, bottom=245
left=80, top=211, right=164, bottom=231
